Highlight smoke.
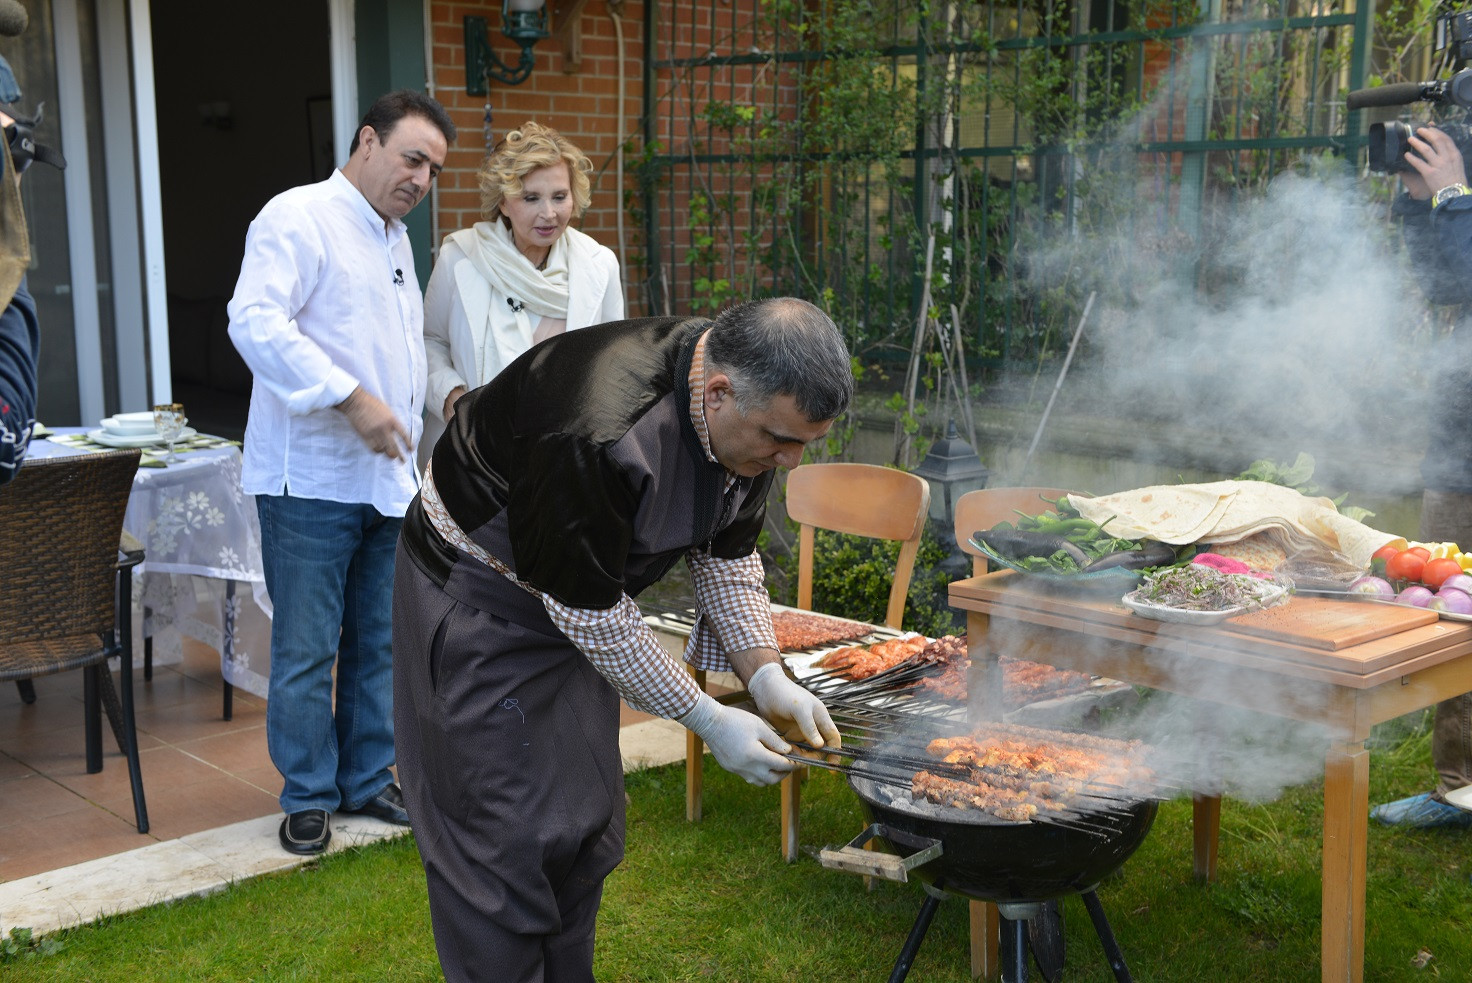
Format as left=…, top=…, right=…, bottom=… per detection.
left=984, top=617, right=1336, bottom=804
left=971, top=118, right=1449, bottom=800
left=1017, top=152, right=1432, bottom=475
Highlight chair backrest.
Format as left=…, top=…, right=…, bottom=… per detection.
left=785, top=462, right=931, bottom=629
left=954, top=486, right=1076, bottom=577
left=0, top=450, right=140, bottom=642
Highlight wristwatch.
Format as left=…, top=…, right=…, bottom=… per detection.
left=1432, top=183, right=1471, bottom=209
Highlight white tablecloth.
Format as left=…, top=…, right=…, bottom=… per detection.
left=31, top=429, right=273, bottom=699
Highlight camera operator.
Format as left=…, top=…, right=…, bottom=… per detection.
left=0, top=35, right=40, bottom=485
left=1375, top=126, right=1472, bottom=828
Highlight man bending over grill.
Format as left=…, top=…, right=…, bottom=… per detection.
left=392, top=297, right=850, bottom=980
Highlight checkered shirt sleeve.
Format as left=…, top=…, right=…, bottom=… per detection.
left=541, top=592, right=706, bottom=719
left=684, top=548, right=778, bottom=671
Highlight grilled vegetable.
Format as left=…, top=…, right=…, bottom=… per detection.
left=971, top=528, right=1090, bottom=568
left=1081, top=542, right=1178, bottom=573
left=979, top=498, right=1182, bottom=575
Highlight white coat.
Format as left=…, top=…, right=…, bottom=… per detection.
left=419, top=222, right=624, bottom=467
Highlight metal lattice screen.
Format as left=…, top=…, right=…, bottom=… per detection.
left=638, top=0, right=1371, bottom=366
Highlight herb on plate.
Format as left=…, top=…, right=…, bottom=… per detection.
left=1136, top=564, right=1286, bottom=612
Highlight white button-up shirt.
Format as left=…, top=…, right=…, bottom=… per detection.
left=227, top=170, right=426, bottom=517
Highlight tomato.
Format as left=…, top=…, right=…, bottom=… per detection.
left=1385, top=550, right=1427, bottom=584
left=1371, top=543, right=1402, bottom=576
left=1408, top=546, right=1432, bottom=560
left=1422, top=557, right=1464, bottom=589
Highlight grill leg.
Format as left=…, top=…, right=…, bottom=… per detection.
left=1080, top=889, right=1134, bottom=983
left=888, top=891, right=944, bottom=983
left=997, top=902, right=1041, bottom=983
left=999, top=913, right=1030, bottom=982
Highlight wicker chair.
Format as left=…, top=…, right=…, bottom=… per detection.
left=0, top=450, right=150, bottom=832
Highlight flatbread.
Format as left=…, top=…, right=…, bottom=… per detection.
left=1206, top=534, right=1289, bottom=571
left=1068, top=480, right=1405, bottom=569
left=1067, top=482, right=1239, bottom=543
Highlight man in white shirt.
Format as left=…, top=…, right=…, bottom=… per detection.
left=227, top=89, right=454, bottom=855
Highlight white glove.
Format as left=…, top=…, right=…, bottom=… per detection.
left=678, top=692, right=795, bottom=786
left=746, top=662, right=842, bottom=750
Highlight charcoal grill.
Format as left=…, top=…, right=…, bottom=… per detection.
left=804, top=702, right=1165, bottom=982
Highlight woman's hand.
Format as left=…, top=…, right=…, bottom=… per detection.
left=443, top=386, right=467, bottom=422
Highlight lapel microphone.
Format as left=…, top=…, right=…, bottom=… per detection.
left=393, top=269, right=404, bottom=286
left=507, top=297, right=526, bottom=313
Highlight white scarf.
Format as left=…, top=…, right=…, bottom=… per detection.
left=454, top=219, right=571, bottom=317
left=447, top=220, right=574, bottom=387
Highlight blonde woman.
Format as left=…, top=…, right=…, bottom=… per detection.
left=420, top=122, right=623, bottom=464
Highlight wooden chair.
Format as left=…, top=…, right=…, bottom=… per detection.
left=0, top=450, right=150, bottom=833
left=685, top=462, right=931, bottom=862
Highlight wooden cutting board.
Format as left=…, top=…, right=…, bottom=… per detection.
left=1224, top=596, right=1438, bottom=650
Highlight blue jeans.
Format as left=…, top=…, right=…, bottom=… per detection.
left=257, top=494, right=401, bottom=814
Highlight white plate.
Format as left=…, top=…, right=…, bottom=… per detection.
left=101, top=416, right=158, bottom=436
left=1121, top=583, right=1289, bottom=625
left=87, top=427, right=197, bottom=448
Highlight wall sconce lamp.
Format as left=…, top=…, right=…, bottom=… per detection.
left=464, top=1, right=550, bottom=93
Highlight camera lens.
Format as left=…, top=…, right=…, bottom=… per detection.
left=1369, top=120, right=1414, bottom=174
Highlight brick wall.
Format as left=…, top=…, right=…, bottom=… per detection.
left=428, top=1, right=645, bottom=309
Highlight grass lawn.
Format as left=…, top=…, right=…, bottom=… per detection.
left=3, top=712, right=1469, bottom=981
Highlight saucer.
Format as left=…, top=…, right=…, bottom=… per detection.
left=88, top=427, right=197, bottom=449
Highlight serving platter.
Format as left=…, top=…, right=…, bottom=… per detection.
left=967, top=535, right=1145, bottom=591
left=87, top=426, right=197, bottom=449
left=780, top=629, right=920, bottom=682
left=1121, top=577, right=1290, bottom=625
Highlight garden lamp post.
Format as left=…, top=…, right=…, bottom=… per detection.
left=911, top=419, right=990, bottom=575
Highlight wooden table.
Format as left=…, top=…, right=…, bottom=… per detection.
left=949, top=570, right=1472, bottom=983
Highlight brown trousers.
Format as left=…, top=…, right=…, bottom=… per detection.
left=392, top=544, right=626, bottom=982
left=1421, top=490, right=1472, bottom=796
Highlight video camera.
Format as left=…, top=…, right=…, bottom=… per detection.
left=1347, top=10, right=1472, bottom=174
left=4, top=106, right=62, bottom=174
left=0, top=0, right=63, bottom=176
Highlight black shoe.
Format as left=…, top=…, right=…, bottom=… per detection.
left=279, top=809, right=332, bottom=855
left=345, top=782, right=410, bottom=826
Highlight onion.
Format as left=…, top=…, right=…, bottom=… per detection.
left=1192, top=553, right=1252, bottom=575
left=1441, top=573, right=1472, bottom=596
left=1397, top=585, right=1436, bottom=607
left=1347, top=575, right=1395, bottom=599
left=1430, top=587, right=1472, bottom=616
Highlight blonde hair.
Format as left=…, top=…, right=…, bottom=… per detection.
left=478, top=121, right=593, bottom=221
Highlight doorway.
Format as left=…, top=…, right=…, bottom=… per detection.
left=149, top=0, right=332, bottom=440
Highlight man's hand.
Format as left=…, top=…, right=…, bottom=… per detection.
left=443, top=385, right=467, bottom=423
left=678, top=693, right=795, bottom=786
left=1404, top=126, right=1467, bottom=201
left=337, top=386, right=411, bottom=460
left=746, top=662, right=842, bottom=750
